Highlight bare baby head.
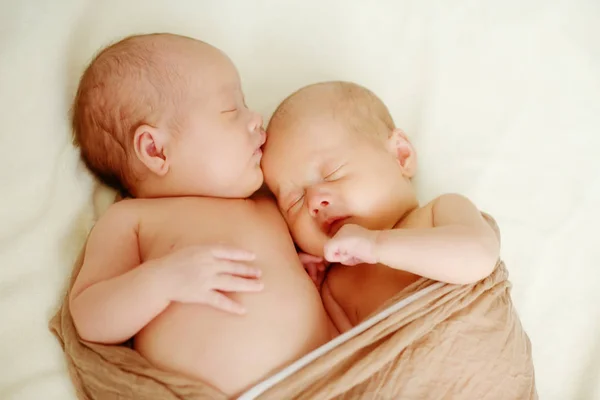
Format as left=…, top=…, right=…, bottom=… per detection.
left=72, top=33, right=265, bottom=198
left=262, top=81, right=418, bottom=257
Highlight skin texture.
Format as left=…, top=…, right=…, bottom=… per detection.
left=69, top=34, right=332, bottom=397
left=262, top=81, right=500, bottom=332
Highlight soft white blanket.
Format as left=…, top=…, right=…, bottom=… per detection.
left=1, top=1, right=599, bottom=399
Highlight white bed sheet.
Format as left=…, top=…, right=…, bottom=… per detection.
left=1, top=0, right=599, bottom=399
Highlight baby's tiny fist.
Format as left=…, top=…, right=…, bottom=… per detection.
left=324, top=224, right=378, bottom=266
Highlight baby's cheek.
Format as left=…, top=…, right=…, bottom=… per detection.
left=292, top=218, right=326, bottom=257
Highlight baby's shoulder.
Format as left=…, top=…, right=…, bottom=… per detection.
left=427, top=192, right=474, bottom=207
left=407, top=193, right=483, bottom=226
left=427, top=193, right=501, bottom=239
left=105, top=197, right=144, bottom=213
left=424, top=193, right=479, bottom=216
left=95, top=198, right=145, bottom=228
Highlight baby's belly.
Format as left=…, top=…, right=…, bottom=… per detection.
left=135, top=273, right=327, bottom=397
left=132, top=198, right=331, bottom=397
left=327, top=263, right=420, bottom=326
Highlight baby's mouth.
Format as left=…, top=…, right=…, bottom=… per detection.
left=253, top=131, right=267, bottom=156
left=324, top=216, right=348, bottom=237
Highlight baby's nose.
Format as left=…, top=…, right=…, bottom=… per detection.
left=311, top=200, right=329, bottom=216
left=308, top=193, right=330, bottom=217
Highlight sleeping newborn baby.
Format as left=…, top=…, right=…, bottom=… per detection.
left=68, top=33, right=331, bottom=397
left=261, top=81, right=504, bottom=331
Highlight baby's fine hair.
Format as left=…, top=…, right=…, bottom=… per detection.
left=71, top=33, right=192, bottom=194
left=268, top=81, right=396, bottom=138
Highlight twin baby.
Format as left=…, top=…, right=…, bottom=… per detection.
left=69, top=33, right=501, bottom=397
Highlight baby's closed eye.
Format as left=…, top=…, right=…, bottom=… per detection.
left=324, top=165, right=344, bottom=181
left=287, top=193, right=305, bottom=213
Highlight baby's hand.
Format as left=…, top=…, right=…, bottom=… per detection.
left=324, top=224, right=379, bottom=266
left=298, top=252, right=328, bottom=286
left=164, top=244, right=263, bottom=314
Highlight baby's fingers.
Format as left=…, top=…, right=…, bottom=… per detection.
left=341, top=256, right=362, bottom=266
left=212, top=274, right=264, bottom=293
left=324, top=243, right=343, bottom=263
left=305, top=262, right=318, bottom=281
left=299, top=253, right=323, bottom=264
left=218, top=261, right=262, bottom=278
left=205, top=292, right=246, bottom=315
left=304, top=263, right=317, bottom=278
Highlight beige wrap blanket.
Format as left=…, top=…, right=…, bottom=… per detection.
left=50, top=221, right=537, bottom=400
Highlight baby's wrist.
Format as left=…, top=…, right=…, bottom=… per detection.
left=370, top=229, right=384, bottom=263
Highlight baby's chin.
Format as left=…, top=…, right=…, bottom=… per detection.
left=203, top=170, right=263, bottom=199
left=238, top=168, right=264, bottom=198
left=297, top=235, right=328, bottom=258
left=250, top=168, right=265, bottom=190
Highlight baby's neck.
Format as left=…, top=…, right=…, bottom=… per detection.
left=391, top=197, right=420, bottom=229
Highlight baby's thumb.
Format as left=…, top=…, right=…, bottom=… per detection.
left=323, top=242, right=340, bottom=263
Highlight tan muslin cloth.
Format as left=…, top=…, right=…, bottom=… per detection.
left=50, top=219, right=536, bottom=399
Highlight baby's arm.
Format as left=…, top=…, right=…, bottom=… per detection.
left=325, top=194, right=499, bottom=284
left=70, top=202, right=163, bottom=344
left=70, top=201, right=262, bottom=345
left=375, top=194, right=499, bottom=283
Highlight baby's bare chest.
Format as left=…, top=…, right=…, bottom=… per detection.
left=134, top=197, right=293, bottom=263
left=327, top=264, right=419, bottom=324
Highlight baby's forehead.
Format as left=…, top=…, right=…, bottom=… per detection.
left=265, top=123, right=345, bottom=179
left=269, top=112, right=354, bottom=158
left=269, top=81, right=394, bottom=140
left=270, top=94, right=376, bottom=141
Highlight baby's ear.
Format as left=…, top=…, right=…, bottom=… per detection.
left=387, top=128, right=417, bottom=178
left=133, top=124, right=170, bottom=177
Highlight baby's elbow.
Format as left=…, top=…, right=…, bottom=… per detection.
left=467, top=235, right=500, bottom=283
left=450, top=232, right=499, bottom=285
left=70, top=296, right=92, bottom=342
left=472, top=253, right=498, bottom=283
left=73, top=321, right=97, bottom=343
left=70, top=295, right=104, bottom=343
